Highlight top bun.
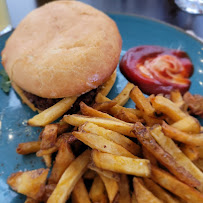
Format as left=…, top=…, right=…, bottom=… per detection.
left=2, top=1, right=122, bottom=98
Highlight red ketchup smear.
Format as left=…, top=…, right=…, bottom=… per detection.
left=119, top=45, right=194, bottom=95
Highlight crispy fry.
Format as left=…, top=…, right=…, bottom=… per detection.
left=133, top=177, right=163, bottom=203
left=89, top=175, right=108, bottom=203
left=93, top=101, right=117, bottom=112
left=72, top=178, right=91, bottom=203
left=151, top=95, right=186, bottom=121
left=142, top=113, right=163, bottom=126
left=151, top=166, right=203, bottom=203
left=118, top=174, right=131, bottom=203
left=98, top=70, right=117, bottom=96
left=112, top=82, right=134, bottom=106
left=7, top=168, right=49, bottom=200
left=48, top=141, right=74, bottom=184
left=63, top=114, right=135, bottom=137
left=28, top=96, right=77, bottom=127
left=43, top=154, right=52, bottom=168
left=80, top=122, right=140, bottom=155
left=130, top=86, right=155, bottom=116
left=56, top=121, right=70, bottom=135
left=142, top=146, right=158, bottom=166
left=47, top=150, right=91, bottom=203
left=36, top=146, right=58, bottom=157
left=72, top=131, right=135, bottom=158
left=99, top=174, right=119, bottom=203
left=16, top=141, right=41, bottom=155
left=162, top=122, right=203, bottom=146
left=180, top=144, right=199, bottom=161
left=92, top=150, right=150, bottom=177
left=143, top=178, right=179, bottom=203
left=133, top=122, right=200, bottom=187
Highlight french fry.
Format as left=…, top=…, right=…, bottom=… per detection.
left=16, top=141, right=41, bottom=155
left=83, top=169, right=96, bottom=180
left=118, top=174, right=131, bottom=203
left=197, top=146, right=203, bottom=158
left=131, top=192, right=138, bottom=203
left=80, top=122, right=140, bottom=155
left=48, top=141, right=74, bottom=184
left=98, top=70, right=117, bottom=96
left=72, top=131, right=135, bottom=158
left=142, top=146, right=158, bottom=166
left=150, top=125, right=203, bottom=191
left=92, top=150, right=150, bottom=177
left=180, top=144, right=199, bottom=161
left=7, top=168, right=49, bottom=200
left=43, top=154, right=52, bottom=168
left=143, top=178, right=179, bottom=203
left=63, top=114, right=135, bottom=137
left=151, top=95, right=186, bottom=121
left=194, top=159, right=203, bottom=172
left=170, top=90, right=184, bottom=104
left=162, top=122, right=203, bottom=146
left=112, top=82, right=134, bottom=106
left=43, top=184, right=56, bottom=202
left=47, top=150, right=91, bottom=203
left=25, top=197, right=39, bottom=203
left=89, top=175, right=108, bottom=203
left=56, top=121, right=70, bottom=135
left=28, top=96, right=77, bottom=127
left=93, top=101, right=117, bottom=112
left=36, top=146, right=58, bottom=157
left=171, top=116, right=200, bottom=134
left=142, top=113, right=163, bottom=126
left=151, top=166, right=203, bottom=203
left=133, top=122, right=200, bottom=187
left=133, top=177, right=163, bottom=203
left=130, top=86, right=155, bottom=116
left=71, top=178, right=91, bottom=203
left=99, top=174, right=119, bottom=203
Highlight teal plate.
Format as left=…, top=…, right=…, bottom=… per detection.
left=0, top=14, right=203, bottom=202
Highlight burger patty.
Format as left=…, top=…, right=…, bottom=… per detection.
left=23, top=88, right=98, bottom=112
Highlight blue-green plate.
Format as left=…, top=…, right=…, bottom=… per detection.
left=0, top=14, right=203, bottom=202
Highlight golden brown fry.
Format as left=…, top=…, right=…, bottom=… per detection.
left=25, top=197, right=39, bottom=203
left=197, top=146, right=203, bottom=158
left=56, top=121, right=70, bottom=135
left=194, top=159, right=203, bottom=172
left=99, top=174, right=119, bottom=203
left=93, top=101, right=117, bottom=112
left=7, top=168, right=49, bottom=201
left=131, top=192, right=138, bottom=203
left=36, top=146, right=58, bottom=157
left=130, top=86, right=155, bottom=116
left=89, top=175, right=108, bottom=203
left=73, top=131, right=135, bottom=158
left=43, top=154, right=52, bottom=168
left=118, top=174, right=131, bottom=203
left=143, top=178, right=179, bottom=203
left=133, top=122, right=200, bottom=188
left=151, top=95, right=186, bottom=121
left=72, top=178, right=91, bottom=203
left=83, top=169, right=96, bottom=180
left=180, top=144, right=199, bottom=161
left=151, top=166, right=203, bottom=203
left=171, top=116, right=200, bottom=134
left=142, top=146, right=158, bottom=166
left=28, top=96, right=77, bottom=127
left=42, top=184, right=56, bottom=202
left=133, top=177, right=163, bottom=203
left=170, top=90, right=184, bottom=104
left=47, top=150, right=91, bottom=203
left=80, top=122, right=140, bottom=155
left=92, top=150, right=150, bottom=177
left=142, top=113, right=163, bottom=126
left=112, top=82, right=134, bottom=106
left=162, top=122, right=203, bottom=146
left=48, top=141, right=74, bottom=184
left=63, top=114, right=135, bottom=137
left=16, top=141, right=41, bottom=155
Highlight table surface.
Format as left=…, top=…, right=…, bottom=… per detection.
left=6, top=0, right=203, bottom=39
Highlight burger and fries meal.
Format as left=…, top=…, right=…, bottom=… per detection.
left=1, top=0, right=203, bottom=203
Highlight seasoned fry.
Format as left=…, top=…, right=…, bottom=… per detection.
left=7, top=168, right=49, bottom=200
left=16, top=141, right=41, bottom=155
left=89, top=175, right=108, bottom=203
left=47, top=150, right=91, bottom=203
left=80, top=122, right=140, bottom=155
left=143, top=178, right=179, bottom=203
left=112, top=82, right=134, bottom=106
left=63, top=114, right=135, bottom=137
left=133, top=122, right=200, bottom=187
left=72, top=178, right=91, bottom=203
left=162, top=122, right=203, bottom=146
left=151, top=95, right=186, bottom=121
left=99, top=174, right=119, bottom=203
left=48, top=141, right=74, bottom=184
left=92, top=150, right=150, bottom=177
left=180, top=144, right=199, bottom=161
left=98, top=70, right=117, bottom=96
left=151, top=166, right=203, bottom=203
left=118, top=174, right=131, bottom=203
left=72, top=131, right=135, bottom=158
left=130, top=86, right=155, bottom=116
left=133, top=177, right=163, bottom=203
left=28, top=96, right=77, bottom=127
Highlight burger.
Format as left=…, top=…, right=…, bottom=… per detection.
left=1, top=1, right=122, bottom=119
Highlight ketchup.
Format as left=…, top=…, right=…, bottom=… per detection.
left=119, top=45, right=194, bottom=95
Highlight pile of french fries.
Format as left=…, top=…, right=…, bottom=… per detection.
left=7, top=81, right=203, bottom=203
